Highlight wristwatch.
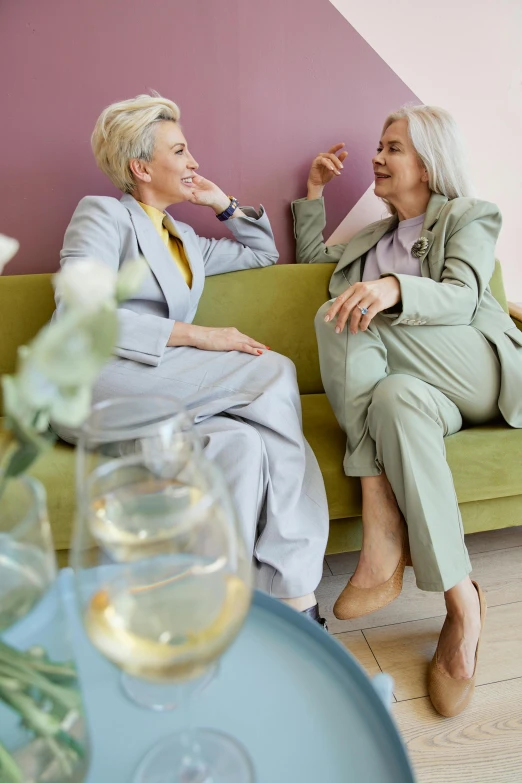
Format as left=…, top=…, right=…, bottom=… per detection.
left=216, top=197, right=239, bottom=222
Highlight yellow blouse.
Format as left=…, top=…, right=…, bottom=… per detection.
left=138, top=201, right=192, bottom=288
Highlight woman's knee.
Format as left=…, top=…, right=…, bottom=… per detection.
left=314, top=300, right=336, bottom=342
left=200, top=417, right=264, bottom=467
left=257, top=349, right=298, bottom=388
left=369, top=374, right=427, bottom=421
left=315, top=300, right=332, bottom=324
left=232, top=422, right=264, bottom=462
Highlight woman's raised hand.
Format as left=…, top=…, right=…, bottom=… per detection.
left=188, top=174, right=231, bottom=215
left=307, top=144, right=348, bottom=197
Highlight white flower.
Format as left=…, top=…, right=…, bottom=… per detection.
left=0, top=234, right=20, bottom=275
left=53, top=259, right=118, bottom=314
left=116, top=257, right=149, bottom=302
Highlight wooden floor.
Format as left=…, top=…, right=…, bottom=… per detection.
left=317, top=526, right=522, bottom=783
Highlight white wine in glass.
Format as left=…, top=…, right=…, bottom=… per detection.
left=71, top=397, right=254, bottom=782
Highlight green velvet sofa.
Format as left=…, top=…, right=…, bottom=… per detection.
left=1, top=263, right=521, bottom=560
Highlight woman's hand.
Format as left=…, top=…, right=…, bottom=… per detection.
left=193, top=326, right=269, bottom=354
left=169, top=322, right=269, bottom=355
left=188, top=174, right=232, bottom=215
left=307, top=143, right=348, bottom=198
left=325, top=278, right=401, bottom=334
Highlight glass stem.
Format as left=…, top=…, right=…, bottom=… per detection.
left=178, top=681, right=209, bottom=783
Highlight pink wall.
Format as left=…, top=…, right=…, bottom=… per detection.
left=1, top=0, right=417, bottom=274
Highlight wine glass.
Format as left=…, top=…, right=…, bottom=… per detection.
left=70, top=396, right=254, bottom=782
left=74, top=395, right=217, bottom=710
left=0, top=474, right=56, bottom=631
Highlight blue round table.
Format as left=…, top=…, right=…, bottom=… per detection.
left=5, top=569, right=415, bottom=782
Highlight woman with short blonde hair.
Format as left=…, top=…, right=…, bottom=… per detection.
left=91, top=93, right=181, bottom=193
left=54, top=92, right=330, bottom=627
left=293, top=104, right=522, bottom=716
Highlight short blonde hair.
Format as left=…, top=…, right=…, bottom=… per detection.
left=91, top=92, right=181, bottom=193
left=382, top=104, right=473, bottom=213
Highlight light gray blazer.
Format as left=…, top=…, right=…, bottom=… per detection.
left=56, top=194, right=278, bottom=366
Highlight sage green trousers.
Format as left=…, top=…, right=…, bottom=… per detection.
left=315, top=304, right=502, bottom=592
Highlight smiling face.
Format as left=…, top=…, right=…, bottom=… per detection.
left=131, top=120, right=199, bottom=206
left=372, top=118, right=430, bottom=214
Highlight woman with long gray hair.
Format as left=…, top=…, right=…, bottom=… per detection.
left=293, top=104, right=522, bottom=716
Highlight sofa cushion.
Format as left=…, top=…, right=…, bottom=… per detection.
left=302, top=394, right=522, bottom=519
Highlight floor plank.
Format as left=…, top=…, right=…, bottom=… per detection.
left=324, top=526, right=522, bottom=576
left=317, top=545, right=522, bottom=634
left=322, top=559, right=332, bottom=577
left=333, top=629, right=383, bottom=680
left=364, top=601, right=522, bottom=701
left=317, top=529, right=522, bottom=782
left=325, top=550, right=359, bottom=576
left=392, top=677, right=522, bottom=783
left=464, top=525, right=522, bottom=556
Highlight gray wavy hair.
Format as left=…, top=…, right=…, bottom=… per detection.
left=382, top=105, right=474, bottom=213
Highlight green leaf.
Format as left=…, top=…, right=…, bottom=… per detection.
left=3, top=443, right=41, bottom=478
left=1, top=375, right=35, bottom=431
left=1, top=410, right=55, bottom=466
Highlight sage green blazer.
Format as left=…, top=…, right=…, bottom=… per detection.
left=292, top=192, right=522, bottom=428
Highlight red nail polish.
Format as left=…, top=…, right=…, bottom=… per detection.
left=257, top=350, right=262, bottom=355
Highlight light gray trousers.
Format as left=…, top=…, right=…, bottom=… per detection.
left=57, top=347, right=329, bottom=599
left=315, top=305, right=502, bottom=592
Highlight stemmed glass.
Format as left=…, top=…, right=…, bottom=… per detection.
left=70, top=397, right=254, bottom=782
left=0, top=476, right=89, bottom=782
left=0, top=475, right=56, bottom=631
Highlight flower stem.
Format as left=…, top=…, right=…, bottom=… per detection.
left=0, top=740, right=23, bottom=783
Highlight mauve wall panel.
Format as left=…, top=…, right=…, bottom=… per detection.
left=0, top=0, right=417, bottom=273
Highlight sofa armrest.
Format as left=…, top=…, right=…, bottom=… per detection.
left=508, top=301, right=522, bottom=331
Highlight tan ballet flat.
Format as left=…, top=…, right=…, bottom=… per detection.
left=428, top=580, right=486, bottom=718
left=333, top=540, right=411, bottom=621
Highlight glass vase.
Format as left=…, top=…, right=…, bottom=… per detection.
left=0, top=474, right=90, bottom=783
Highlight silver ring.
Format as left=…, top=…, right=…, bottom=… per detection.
left=358, top=306, right=369, bottom=315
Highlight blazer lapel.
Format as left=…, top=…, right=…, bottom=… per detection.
left=419, top=193, right=449, bottom=279
left=162, top=212, right=205, bottom=314
left=333, top=214, right=398, bottom=282
left=120, top=195, right=190, bottom=318
left=345, top=216, right=398, bottom=268
left=334, top=193, right=450, bottom=282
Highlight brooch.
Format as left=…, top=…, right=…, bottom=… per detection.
left=411, top=237, right=429, bottom=258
